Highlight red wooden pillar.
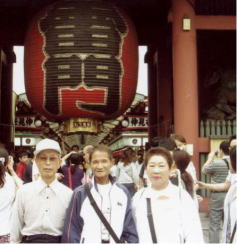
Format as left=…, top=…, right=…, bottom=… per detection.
left=172, top=0, right=200, bottom=174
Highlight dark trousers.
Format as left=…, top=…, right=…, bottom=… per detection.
left=21, top=234, right=61, bottom=243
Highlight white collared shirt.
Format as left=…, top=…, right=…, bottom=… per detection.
left=0, top=172, right=16, bottom=236
left=97, top=182, right=112, bottom=241
left=10, top=178, right=72, bottom=243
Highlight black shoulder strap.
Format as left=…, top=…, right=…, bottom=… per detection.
left=230, top=220, right=236, bottom=243
left=223, top=158, right=229, bottom=169
left=146, top=198, right=158, bottom=243
left=84, top=183, right=121, bottom=243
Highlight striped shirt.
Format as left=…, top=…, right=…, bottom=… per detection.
left=202, top=156, right=229, bottom=184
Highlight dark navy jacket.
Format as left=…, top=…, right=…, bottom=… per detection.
left=61, top=176, right=138, bottom=243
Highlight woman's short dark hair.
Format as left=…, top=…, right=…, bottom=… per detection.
left=230, top=146, right=236, bottom=172
left=144, top=147, right=173, bottom=169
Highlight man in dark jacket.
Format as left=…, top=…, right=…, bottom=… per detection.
left=62, top=145, right=138, bottom=243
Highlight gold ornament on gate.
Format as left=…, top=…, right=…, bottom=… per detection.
left=64, top=118, right=102, bottom=134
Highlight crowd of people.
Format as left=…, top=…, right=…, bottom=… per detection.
left=0, top=134, right=236, bottom=243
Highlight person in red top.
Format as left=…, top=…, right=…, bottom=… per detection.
left=16, top=152, right=29, bottom=181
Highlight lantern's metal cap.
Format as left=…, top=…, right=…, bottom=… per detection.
left=34, top=139, right=61, bottom=157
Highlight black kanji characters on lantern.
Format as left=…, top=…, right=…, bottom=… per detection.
left=39, top=0, right=127, bottom=116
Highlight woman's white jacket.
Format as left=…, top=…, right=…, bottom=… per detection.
left=132, top=182, right=204, bottom=243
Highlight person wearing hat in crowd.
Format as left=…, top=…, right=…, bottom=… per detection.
left=0, top=148, right=16, bottom=243
left=10, top=139, right=73, bottom=243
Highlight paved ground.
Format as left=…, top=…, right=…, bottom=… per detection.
left=200, top=212, right=209, bottom=243
left=199, top=197, right=210, bottom=243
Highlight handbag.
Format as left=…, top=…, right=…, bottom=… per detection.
left=84, top=183, right=122, bottom=243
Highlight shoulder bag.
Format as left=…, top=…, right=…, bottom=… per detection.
left=146, top=198, right=158, bottom=243
left=84, top=183, right=122, bottom=243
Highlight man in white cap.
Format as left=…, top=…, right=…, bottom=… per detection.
left=10, top=139, right=72, bottom=243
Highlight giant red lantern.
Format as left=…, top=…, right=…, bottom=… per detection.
left=24, top=0, right=138, bottom=127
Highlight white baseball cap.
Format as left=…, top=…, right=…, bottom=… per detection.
left=34, top=139, right=61, bottom=157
